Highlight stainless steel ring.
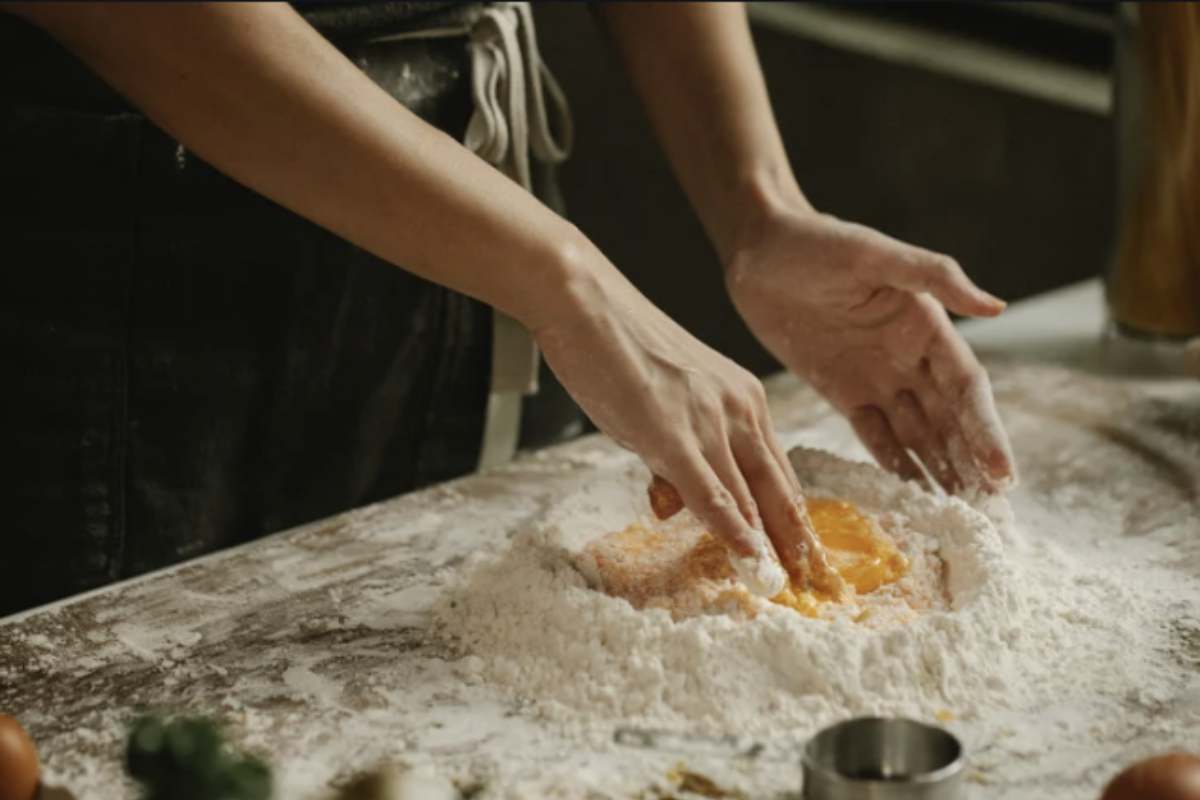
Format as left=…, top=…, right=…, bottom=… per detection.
left=802, top=717, right=965, bottom=800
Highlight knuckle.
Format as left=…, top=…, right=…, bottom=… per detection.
left=924, top=256, right=958, bottom=289
left=932, top=254, right=961, bottom=276
left=692, top=486, right=735, bottom=519
left=916, top=296, right=950, bottom=325
left=693, top=391, right=724, bottom=424
left=747, top=379, right=769, bottom=409
left=724, top=393, right=758, bottom=427
left=949, top=365, right=986, bottom=401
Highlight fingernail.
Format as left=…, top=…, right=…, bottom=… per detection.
left=729, top=528, right=787, bottom=598
left=983, top=292, right=1006, bottom=310
left=988, top=448, right=1018, bottom=489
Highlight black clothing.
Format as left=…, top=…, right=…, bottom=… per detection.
left=0, top=4, right=578, bottom=617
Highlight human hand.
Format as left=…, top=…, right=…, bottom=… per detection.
left=725, top=207, right=1016, bottom=494
left=532, top=240, right=844, bottom=596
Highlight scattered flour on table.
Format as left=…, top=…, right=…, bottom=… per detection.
left=9, top=367, right=1200, bottom=800
left=436, top=446, right=1182, bottom=744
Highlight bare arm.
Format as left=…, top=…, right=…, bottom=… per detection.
left=595, top=2, right=800, bottom=264
left=6, top=1, right=582, bottom=331
left=6, top=1, right=817, bottom=593
left=599, top=3, right=1017, bottom=493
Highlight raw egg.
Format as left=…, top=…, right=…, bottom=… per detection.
left=646, top=476, right=908, bottom=602
left=0, top=713, right=39, bottom=800
left=771, top=498, right=909, bottom=616
left=1100, top=752, right=1200, bottom=800
left=600, top=489, right=909, bottom=620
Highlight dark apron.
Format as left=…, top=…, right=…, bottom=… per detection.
left=0, top=4, right=579, bottom=617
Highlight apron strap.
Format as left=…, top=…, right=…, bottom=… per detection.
left=462, top=2, right=573, bottom=469
left=368, top=2, right=574, bottom=470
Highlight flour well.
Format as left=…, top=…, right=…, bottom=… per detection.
left=438, top=446, right=1179, bottom=744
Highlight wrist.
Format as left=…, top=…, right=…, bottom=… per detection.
left=715, top=163, right=814, bottom=271
left=511, top=224, right=619, bottom=337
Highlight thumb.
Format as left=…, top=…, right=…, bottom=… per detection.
left=883, top=249, right=1005, bottom=318
left=647, top=474, right=685, bottom=520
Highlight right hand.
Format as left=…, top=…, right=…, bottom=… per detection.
left=530, top=239, right=841, bottom=597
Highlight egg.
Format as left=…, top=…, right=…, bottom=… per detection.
left=1100, top=752, right=1200, bottom=800
left=0, top=713, right=39, bottom=800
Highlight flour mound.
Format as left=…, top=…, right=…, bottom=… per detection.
left=437, top=446, right=1178, bottom=742
left=438, top=449, right=1040, bottom=735
left=786, top=447, right=1013, bottom=614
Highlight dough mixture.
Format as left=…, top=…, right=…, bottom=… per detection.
left=578, top=494, right=942, bottom=624
left=440, top=447, right=1025, bottom=734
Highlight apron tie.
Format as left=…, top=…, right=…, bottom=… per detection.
left=369, top=2, right=573, bottom=470
left=462, top=2, right=573, bottom=470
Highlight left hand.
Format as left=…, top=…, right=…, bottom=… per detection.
left=725, top=205, right=1017, bottom=494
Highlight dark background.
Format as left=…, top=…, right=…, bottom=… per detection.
left=535, top=2, right=1116, bottom=375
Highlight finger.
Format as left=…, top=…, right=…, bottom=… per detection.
left=847, top=404, right=921, bottom=482
left=876, top=245, right=1005, bottom=319
left=702, top=438, right=762, bottom=533
left=662, top=448, right=785, bottom=598
left=647, top=474, right=684, bottom=520
left=927, top=337, right=1018, bottom=490
left=958, top=374, right=1017, bottom=491
left=917, top=386, right=982, bottom=494
left=732, top=419, right=846, bottom=598
left=915, top=362, right=986, bottom=493
left=730, top=425, right=807, bottom=583
left=740, top=392, right=845, bottom=595
left=753, top=394, right=802, bottom=496
left=888, top=390, right=960, bottom=493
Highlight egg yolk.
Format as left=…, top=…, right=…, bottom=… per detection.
left=770, top=498, right=909, bottom=617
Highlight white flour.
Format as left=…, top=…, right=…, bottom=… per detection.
left=437, top=430, right=1195, bottom=793
left=11, top=366, right=1200, bottom=800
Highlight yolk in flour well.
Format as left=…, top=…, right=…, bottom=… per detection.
left=771, top=498, right=909, bottom=617
left=583, top=497, right=908, bottom=620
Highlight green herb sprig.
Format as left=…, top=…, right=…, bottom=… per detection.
left=126, top=714, right=272, bottom=800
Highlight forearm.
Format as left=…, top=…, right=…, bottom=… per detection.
left=7, top=2, right=591, bottom=331
left=597, top=2, right=807, bottom=265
